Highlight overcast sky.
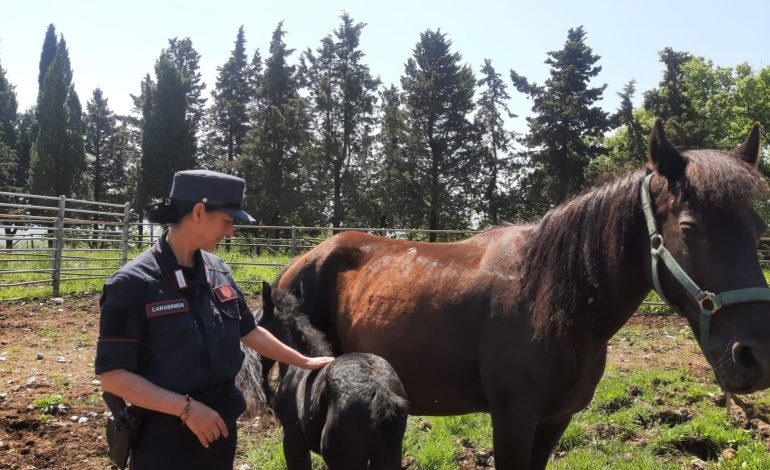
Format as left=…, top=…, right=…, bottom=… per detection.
left=2, top=0, right=768, bottom=134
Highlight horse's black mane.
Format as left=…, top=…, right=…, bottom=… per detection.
left=271, top=290, right=334, bottom=357
left=518, top=151, right=768, bottom=337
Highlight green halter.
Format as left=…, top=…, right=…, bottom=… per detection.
left=640, top=173, right=770, bottom=359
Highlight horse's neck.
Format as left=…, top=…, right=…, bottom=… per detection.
left=516, top=171, right=654, bottom=346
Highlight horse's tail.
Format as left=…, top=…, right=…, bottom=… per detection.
left=235, top=339, right=267, bottom=417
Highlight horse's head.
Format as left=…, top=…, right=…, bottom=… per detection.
left=644, top=119, right=770, bottom=393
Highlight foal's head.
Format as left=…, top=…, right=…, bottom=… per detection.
left=255, top=282, right=334, bottom=382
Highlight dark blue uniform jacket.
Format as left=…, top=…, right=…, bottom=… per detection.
left=95, top=234, right=256, bottom=423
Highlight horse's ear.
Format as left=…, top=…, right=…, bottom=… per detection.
left=735, top=122, right=761, bottom=167
left=648, top=118, right=686, bottom=180
left=261, top=282, right=274, bottom=316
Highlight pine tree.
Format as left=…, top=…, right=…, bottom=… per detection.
left=29, top=35, right=87, bottom=197
left=302, top=13, right=380, bottom=227
left=136, top=55, right=195, bottom=210
left=475, top=59, right=515, bottom=225
left=208, top=26, right=253, bottom=169
left=86, top=88, right=126, bottom=201
left=401, top=29, right=479, bottom=240
left=241, top=23, right=309, bottom=225
left=0, top=50, right=18, bottom=191
left=643, top=48, right=699, bottom=146
left=510, top=26, right=608, bottom=212
left=613, top=80, right=646, bottom=162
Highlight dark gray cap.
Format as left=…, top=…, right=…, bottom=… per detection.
left=170, top=170, right=255, bottom=223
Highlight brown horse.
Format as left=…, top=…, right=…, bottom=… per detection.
left=268, top=121, right=770, bottom=468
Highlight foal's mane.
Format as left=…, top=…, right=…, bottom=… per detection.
left=518, top=151, right=768, bottom=338
left=271, top=289, right=334, bottom=357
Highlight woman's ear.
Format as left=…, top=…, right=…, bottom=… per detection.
left=191, top=202, right=207, bottom=223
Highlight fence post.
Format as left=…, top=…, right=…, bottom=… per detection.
left=51, top=195, right=65, bottom=297
left=290, top=226, right=297, bottom=258
left=121, top=203, right=131, bottom=266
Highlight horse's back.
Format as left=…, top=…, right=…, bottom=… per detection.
left=278, top=228, right=532, bottom=414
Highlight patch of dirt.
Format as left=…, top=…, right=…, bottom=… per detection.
left=0, top=293, right=266, bottom=470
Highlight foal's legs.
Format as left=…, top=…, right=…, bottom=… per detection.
left=282, top=431, right=312, bottom=470
left=529, top=415, right=572, bottom=470
left=489, top=408, right=536, bottom=470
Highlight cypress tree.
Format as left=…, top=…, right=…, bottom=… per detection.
left=38, top=24, right=57, bottom=92
left=29, top=35, right=87, bottom=197
left=241, top=23, right=309, bottom=225
left=136, top=54, right=195, bottom=210
left=208, top=26, right=252, bottom=168
left=166, top=37, right=206, bottom=162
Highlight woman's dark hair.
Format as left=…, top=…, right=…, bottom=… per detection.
left=144, top=199, right=217, bottom=224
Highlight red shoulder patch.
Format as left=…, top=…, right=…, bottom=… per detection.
left=214, top=284, right=237, bottom=303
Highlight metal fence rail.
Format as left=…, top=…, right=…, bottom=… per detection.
left=0, top=191, right=481, bottom=297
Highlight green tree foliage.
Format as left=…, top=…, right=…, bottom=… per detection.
left=642, top=48, right=699, bottom=146
left=352, top=84, right=421, bottom=228
left=136, top=55, right=195, bottom=210
left=511, top=26, right=608, bottom=214
left=0, top=51, right=18, bottom=191
left=29, top=35, right=87, bottom=197
left=585, top=80, right=649, bottom=184
left=401, top=29, right=479, bottom=240
left=475, top=59, right=515, bottom=225
left=14, top=109, right=36, bottom=191
left=38, top=24, right=57, bottom=92
left=301, top=13, right=380, bottom=227
left=207, top=26, right=253, bottom=170
left=165, top=37, right=206, bottom=162
left=85, top=88, right=127, bottom=202
left=241, top=23, right=310, bottom=225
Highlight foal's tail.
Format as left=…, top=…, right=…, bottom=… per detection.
left=370, top=368, right=409, bottom=470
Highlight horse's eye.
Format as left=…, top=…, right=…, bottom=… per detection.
left=680, top=221, right=701, bottom=237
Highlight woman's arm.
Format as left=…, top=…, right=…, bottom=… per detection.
left=99, top=369, right=228, bottom=448
left=241, top=326, right=334, bottom=369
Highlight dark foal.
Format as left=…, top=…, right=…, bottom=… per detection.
left=257, top=283, right=408, bottom=470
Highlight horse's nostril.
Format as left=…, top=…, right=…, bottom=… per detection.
left=732, top=342, right=759, bottom=371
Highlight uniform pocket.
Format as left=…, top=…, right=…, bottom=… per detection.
left=145, top=298, right=195, bottom=338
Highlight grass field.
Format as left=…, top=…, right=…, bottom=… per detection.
left=237, top=328, right=770, bottom=469
left=5, top=248, right=770, bottom=468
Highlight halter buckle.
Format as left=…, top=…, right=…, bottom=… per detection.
left=696, top=291, right=720, bottom=313
left=650, top=234, right=664, bottom=251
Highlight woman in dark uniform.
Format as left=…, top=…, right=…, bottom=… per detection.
left=95, top=170, right=333, bottom=469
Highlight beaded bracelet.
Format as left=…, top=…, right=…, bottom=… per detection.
left=179, top=394, right=192, bottom=425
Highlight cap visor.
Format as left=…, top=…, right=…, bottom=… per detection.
left=221, top=208, right=256, bottom=223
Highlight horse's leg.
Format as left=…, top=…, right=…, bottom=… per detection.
left=489, top=408, right=536, bottom=470
left=528, top=415, right=573, bottom=470
left=282, top=431, right=312, bottom=470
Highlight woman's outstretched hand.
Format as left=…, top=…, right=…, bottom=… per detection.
left=303, top=356, right=334, bottom=370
